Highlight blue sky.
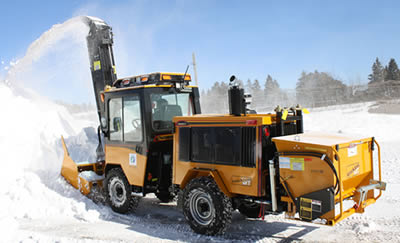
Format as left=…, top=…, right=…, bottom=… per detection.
left=1, top=0, right=399, bottom=103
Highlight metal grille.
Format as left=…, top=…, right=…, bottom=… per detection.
left=241, top=127, right=256, bottom=167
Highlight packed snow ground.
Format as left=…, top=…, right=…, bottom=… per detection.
left=1, top=83, right=399, bottom=242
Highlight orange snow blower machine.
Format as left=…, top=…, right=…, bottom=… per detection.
left=61, top=16, right=386, bottom=235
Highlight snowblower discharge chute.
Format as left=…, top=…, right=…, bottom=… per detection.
left=60, top=16, right=386, bottom=235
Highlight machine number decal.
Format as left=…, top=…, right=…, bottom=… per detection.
left=279, top=157, right=291, bottom=169
left=232, top=176, right=252, bottom=186
left=290, top=158, right=304, bottom=171
left=348, top=145, right=358, bottom=157
left=129, top=153, right=137, bottom=166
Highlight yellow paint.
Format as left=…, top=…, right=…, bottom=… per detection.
left=105, top=144, right=147, bottom=186
left=262, top=116, right=272, bottom=124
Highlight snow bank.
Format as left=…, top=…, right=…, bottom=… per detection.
left=0, top=84, right=102, bottom=223
left=0, top=16, right=108, bottom=233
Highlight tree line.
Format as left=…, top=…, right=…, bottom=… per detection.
left=200, top=57, right=400, bottom=113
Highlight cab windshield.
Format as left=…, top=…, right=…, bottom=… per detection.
left=151, top=93, right=193, bottom=131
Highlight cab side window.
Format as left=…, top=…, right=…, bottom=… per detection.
left=123, top=96, right=142, bottom=142
left=109, top=98, right=123, bottom=141
left=108, top=96, right=142, bottom=142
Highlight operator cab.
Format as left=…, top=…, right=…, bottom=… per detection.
left=102, top=72, right=201, bottom=196
left=103, top=72, right=200, bottom=143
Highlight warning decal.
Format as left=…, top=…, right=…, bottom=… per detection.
left=279, top=157, right=306, bottom=171
left=348, top=145, right=358, bottom=157
left=94, top=61, right=101, bottom=71
left=279, top=157, right=291, bottom=169
left=290, top=158, right=304, bottom=171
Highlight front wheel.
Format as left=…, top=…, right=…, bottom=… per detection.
left=182, top=177, right=233, bottom=235
left=106, top=168, right=139, bottom=214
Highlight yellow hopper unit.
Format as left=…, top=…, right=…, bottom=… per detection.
left=272, top=132, right=386, bottom=225
left=60, top=137, right=104, bottom=195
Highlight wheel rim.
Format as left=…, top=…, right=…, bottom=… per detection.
left=189, top=189, right=215, bottom=226
left=109, top=177, right=126, bottom=207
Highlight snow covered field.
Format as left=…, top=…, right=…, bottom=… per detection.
left=1, top=16, right=399, bottom=243
left=0, top=83, right=399, bottom=242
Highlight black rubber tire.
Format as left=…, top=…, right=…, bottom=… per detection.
left=176, top=190, right=184, bottom=211
left=182, top=177, right=233, bottom=235
left=87, top=184, right=107, bottom=204
left=238, top=201, right=261, bottom=218
left=105, top=168, right=139, bottom=214
left=156, top=191, right=176, bottom=203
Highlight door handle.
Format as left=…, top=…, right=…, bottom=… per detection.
left=135, top=145, right=143, bottom=154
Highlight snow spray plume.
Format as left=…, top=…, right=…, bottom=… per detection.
left=5, top=16, right=93, bottom=103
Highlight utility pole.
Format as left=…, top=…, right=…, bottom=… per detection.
left=192, top=52, right=198, bottom=86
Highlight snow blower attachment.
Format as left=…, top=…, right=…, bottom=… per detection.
left=61, top=136, right=104, bottom=196
left=60, top=15, right=386, bottom=236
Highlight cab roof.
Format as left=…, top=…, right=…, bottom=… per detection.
left=113, top=72, right=191, bottom=88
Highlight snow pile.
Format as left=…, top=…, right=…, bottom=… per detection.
left=0, top=84, right=102, bottom=224
left=0, top=16, right=108, bottom=236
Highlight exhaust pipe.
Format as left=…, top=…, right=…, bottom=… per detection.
left=228, top=75, right=246, bottom=116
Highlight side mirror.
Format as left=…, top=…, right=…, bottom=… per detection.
left=100, top=116, right=108, bottom=134
left=101, top=117, right=107, bottom=128
left=113, top=117, right=121, bottom=132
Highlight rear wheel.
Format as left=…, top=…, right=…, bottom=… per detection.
left=238, top=201, right=261, bottom=218
left=182, top=177, right=233, bottom=235
left=106, top=168, right=139, bottom=214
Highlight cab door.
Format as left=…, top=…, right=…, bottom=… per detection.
left=105, top=92, right=148, bottom=186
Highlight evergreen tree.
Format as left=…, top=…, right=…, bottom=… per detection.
left=296, top=70, right=347, bottom=107
left=368, top=57, right=384, bottom=83
left=264, top=74, right=281, bottom=108
left=384, top=58, right=400, bottom=81
left=245, top=79, right=253, bottom=93
left=252, top=79, right=261, bottom=91
left=264, top=75, right=273, bottom=92
left=251, top=79, right=263, bottom=108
